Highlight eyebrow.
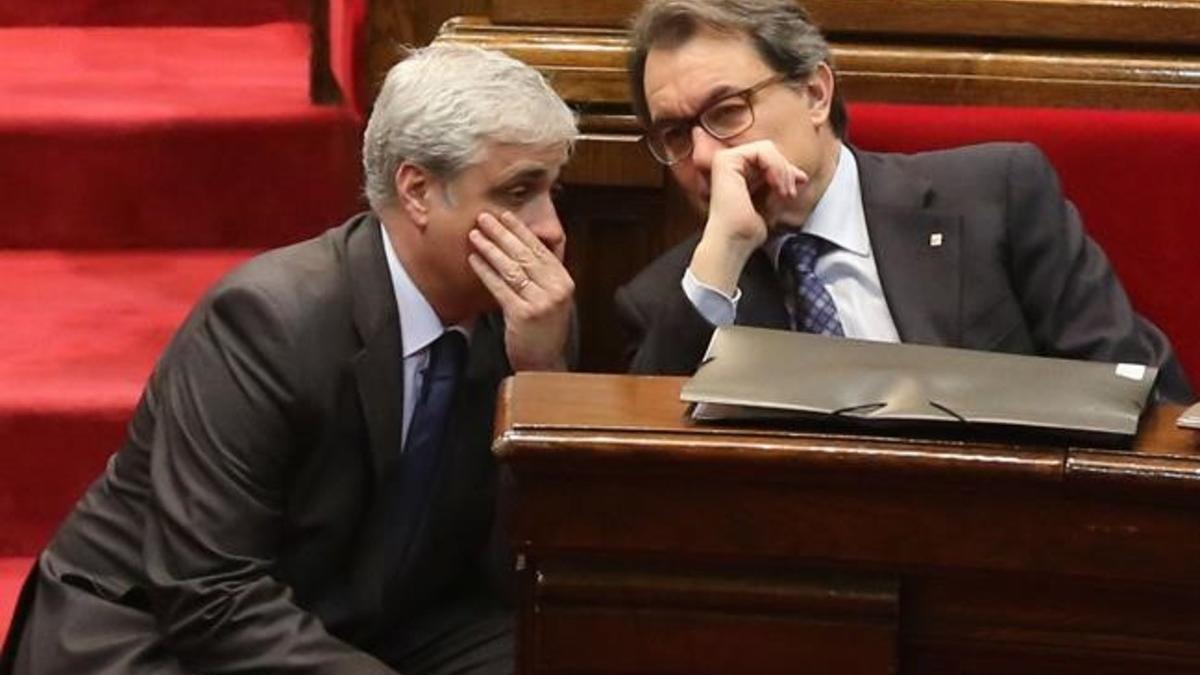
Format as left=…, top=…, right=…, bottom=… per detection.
left=651, top=84, right=741, bottom=126
left=494, top=166, right=553, bottom=188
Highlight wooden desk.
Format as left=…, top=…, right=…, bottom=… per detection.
left=494, top=372, right=1200, bottom=675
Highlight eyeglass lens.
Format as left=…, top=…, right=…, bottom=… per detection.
left=650, top=95, right=755, bottom=164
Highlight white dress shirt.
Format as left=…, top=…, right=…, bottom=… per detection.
left=683, top=143, right=900, bottom=343
left=381, top=227, right=472, bottom=448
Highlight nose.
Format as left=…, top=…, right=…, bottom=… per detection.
left=689, top=123, right=722, bottom=172
left=524, top=193, right=566, bottom=254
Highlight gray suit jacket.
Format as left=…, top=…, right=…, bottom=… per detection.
left=615, top=143, right=1193, bottom=403
left=3, top=213, right=513, bottom=673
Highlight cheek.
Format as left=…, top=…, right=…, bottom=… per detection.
left=772, top=122, right=820, bottom=169
left=430, top=214, right=478, bottom=275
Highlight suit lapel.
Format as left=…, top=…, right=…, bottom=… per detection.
left=346, top=215, right=405, bottom=492
left=855, top=149, right=963, bottom=347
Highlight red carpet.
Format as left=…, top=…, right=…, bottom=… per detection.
left=0, top=0, right=307, bottom=26
left=0, top=3, right=364, bottom=636
left=0, top=557, right=33, bottom=642
left=0, top=251, right=256, bottom=554
left=0, top=251, right=255, bottom=414
left=0, top=251, right=256, bottom=641
left=0, top=23, right=363, bottom=247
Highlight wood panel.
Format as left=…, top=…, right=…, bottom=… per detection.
left=365, top=0, right=418, bottom=104
left=435, top=17, right=632, bottom=113
left=531, top=560, right=898, bottom=674
left=490, top=0, right=1200, bottom=48
left=805, top=0, right=1200, bottom=46
left=495, top=373, right=1200, bottom=674
left=435, top=17, right=1200, bottom=115
left=365, top=0, right=490, bottom=104
left=559, top=181, right=674, bottom=373
left=309, top=0, right=339, bottom=103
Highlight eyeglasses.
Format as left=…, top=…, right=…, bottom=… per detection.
left=643, top=73, right=790, bottom=166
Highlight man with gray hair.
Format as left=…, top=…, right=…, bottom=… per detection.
left=2, top=44, right=577, bottom=674
left=615, top=0, right=1193, bottom=402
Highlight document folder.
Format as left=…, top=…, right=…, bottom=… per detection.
left=1179, top=402, right=1200, bottom=430
left=682, top=326, right=1158, bottom=445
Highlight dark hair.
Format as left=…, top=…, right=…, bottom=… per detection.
left=628, top=0, right=848, bottom=138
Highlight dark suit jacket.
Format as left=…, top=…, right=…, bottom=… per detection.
left=615, top=143, right=1193, bottom=403
left=3, top=213, right=514, bottom=673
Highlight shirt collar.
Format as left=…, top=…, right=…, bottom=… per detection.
left=380, top=225, right=470, bottom=358
left=767, top=143, right=871, bottom=265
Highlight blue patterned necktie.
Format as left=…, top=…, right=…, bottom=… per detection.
left=779, top=233, right=845, bottom=337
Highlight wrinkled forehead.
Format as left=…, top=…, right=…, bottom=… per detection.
left=472, top=141, right=570, bottom=182
left=643, top=29, right=774, bottom=123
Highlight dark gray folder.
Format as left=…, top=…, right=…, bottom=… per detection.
left=682, top=326, right=1157, bottom=444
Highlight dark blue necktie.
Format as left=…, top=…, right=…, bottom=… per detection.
left=779, top=233, right=845, bottom=337
left=394, top=330, right=467, bottom=558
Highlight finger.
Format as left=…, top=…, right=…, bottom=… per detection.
left=476, top=212, right=540, bottom=268
left=481, top=212, right=567, bottom=288
left=769, top=158, right=792, bottom=199
left=734, top=142, right=793, bottom=199
left=468, top=252, right=526, bottom=309
left=791, top=165, right=808, bottom=193
left=497, top=210, right=553, bottom=262
left=752, top=143, right=798, bottom=199
left=468, top=227, right=533, bottom=293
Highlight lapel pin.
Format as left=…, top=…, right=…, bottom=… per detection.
left=929, top=233, right=943, bottom=248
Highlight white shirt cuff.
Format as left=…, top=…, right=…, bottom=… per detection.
left=682, top=267, right=740, bottom=327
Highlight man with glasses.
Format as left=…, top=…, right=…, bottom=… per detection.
left=614, top=0, right=1193, bottom=403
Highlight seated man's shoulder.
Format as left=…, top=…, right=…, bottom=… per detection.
left=896, top=141, right=1049, bottom=178
left=862, top=141, right=1055, bottom=208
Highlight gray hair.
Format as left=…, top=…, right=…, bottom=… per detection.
left=363, top=44, right=579, bottom=212
left=628, top=0, right=847, bottom=137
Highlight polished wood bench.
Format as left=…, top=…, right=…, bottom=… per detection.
left=495, top=372, right=1200, bottom=674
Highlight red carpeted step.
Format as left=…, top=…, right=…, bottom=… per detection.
left=0, top=250, right=256, bottom=556
left=0, top=0, right=307, bottom=26
left=0, top=23, right=363, bottom=248
left=1, top=556, right=34, bottom=640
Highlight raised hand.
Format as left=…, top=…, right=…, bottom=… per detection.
left=691, top=140, right=807, bottom=295
left=467, top=210, right=574, bottom=372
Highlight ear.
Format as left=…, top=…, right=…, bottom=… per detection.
left=394, top=161, right=434, bottom=229
left=804, top=62, right=835, bottom=129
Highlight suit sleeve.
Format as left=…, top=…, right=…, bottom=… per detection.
left=1003, top=144, right=1194, bottom=403
left=140, top=283, right=397, bottom=674
left=615, top=275, right=718, bottom=375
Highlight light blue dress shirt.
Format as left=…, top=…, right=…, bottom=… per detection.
left=381, top=226, right=472, bottom=447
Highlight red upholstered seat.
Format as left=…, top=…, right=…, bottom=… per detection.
left=848, top=103, right=1200, bottom=383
